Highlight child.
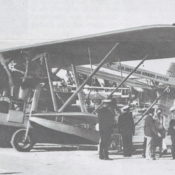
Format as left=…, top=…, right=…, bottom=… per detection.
left=168, top=119, right=175, bottom=159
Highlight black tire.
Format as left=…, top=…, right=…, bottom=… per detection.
left=11, top=129, right=35, bottom=152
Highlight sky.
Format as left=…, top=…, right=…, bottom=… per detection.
left=1, top=0, right=175, bottom=74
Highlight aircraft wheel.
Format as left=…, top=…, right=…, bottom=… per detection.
left=11, top=129, right=35, bottom=152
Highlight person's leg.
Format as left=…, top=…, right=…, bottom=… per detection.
left=172, top=144, right=175, bottom=159
left=99, top=140, right=104, bottom=159
left=103, top=132, right=112, bottom=160
left=152, top=143, right=156, bottom=160
left=146, top=137, right=152, bottom=160
left=171, top=136, right=175, bottom=159
left=124, top=135, right=129, bottom=156
left=99, top=132, right=105, bottom=159
left=142, top=137, right=147, bottom=158
left=122, top=135, right=127, bottom=156
left=172, top=145, right=175, bottom=159
left=159, top=138, right=163, bottom=158
left=127, top=135, right=133, bottom=156
left=124, top=135, right=131, bottom=156
left=162, top=139, right=167, bottom=154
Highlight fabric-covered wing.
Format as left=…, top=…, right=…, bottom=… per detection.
left=1, top=25, right=175, bottom=68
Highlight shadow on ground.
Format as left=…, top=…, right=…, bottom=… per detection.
left=31, top=141, right=172, bottom=159
left=32, top=144, right=98, bottom=152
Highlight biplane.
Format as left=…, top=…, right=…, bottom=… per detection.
left=1, top=24, right=175, bottom=151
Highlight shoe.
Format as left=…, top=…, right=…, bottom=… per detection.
left=142, top=154, right=146, bottom=158
left=146, top=157, right=152, bottom=160
left=99, top=155, right=104, bottom=160
left=123, top=154, right=128, bottom=157
left=104, top=158, right=113, bottom=160
left=99, top=156, right=104, bottom=160
left=127, top=154, right=132, bottom=157
left=124, top=154, right=132, bottom=157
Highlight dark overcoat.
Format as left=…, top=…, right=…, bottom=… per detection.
left=98, top=107, right=114, bottom=133
left=118, top=112, right=135, bottom=136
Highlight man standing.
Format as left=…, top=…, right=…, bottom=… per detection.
left=167, top=106, right=175, bottom=159
left=144, top=109, right=154, bottom=160
left=153, top=108, right=166, bottom=157
left=97, top=99, right=115, bottom=160
left=118, top=105, right=135, bottom=157
left=168, top=118, right=175, bottom=159
left=144, top=108, right=161, bottom=160
left=168, top=106, right=175, bottom=127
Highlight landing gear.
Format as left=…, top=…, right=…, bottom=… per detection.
left=11, top=129, right=35, bottom=152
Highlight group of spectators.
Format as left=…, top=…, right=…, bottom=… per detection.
left=97, top=99, right=175, bottom=160
left=97, top=100, right=135, bottom=160
left=144, top=107, right=175, bottom=160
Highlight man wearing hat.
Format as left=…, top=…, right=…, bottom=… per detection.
left=152, top=108, right=167, bottom=157
left=118, top=105, right=135, bottom=157
left=166, top=106, right=175, bottom=159
left=168, top=114, right=175, bottom=159
left=168, top=106, right=175, bottom=127
left=97, top=99, right=115, bottom=160
left=144, top=108, right=162, bottom=160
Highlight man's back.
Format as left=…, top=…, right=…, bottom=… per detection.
left=98, top=107, right=114, bottom=132
left=168, top=119, right=175, bottom=136
left=118, top=112, right=135, bottom=135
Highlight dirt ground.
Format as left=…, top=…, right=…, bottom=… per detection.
left=0, top=114, right=173, bottom=175
left=0, top=142, right=175, bottom=175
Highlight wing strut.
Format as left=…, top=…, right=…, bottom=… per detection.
left=118, top=58, right=123, bottom=80
left=71, top=63, right=87, bottom=112
left=44, top=54, right=58, bottom=111
left=58, top=42, right=120, bottom=112
left=135, top=86, right=170, bottom=126
left=93, top=55, right=148, bottom=113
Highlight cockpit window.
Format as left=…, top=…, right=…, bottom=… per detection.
left=10, top=100, right=24, bottom=112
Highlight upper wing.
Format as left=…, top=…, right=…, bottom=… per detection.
left=1, top=25, right=175, bottom=68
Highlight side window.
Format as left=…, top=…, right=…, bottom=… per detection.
left=38, top=89, right=54, bottom=112
left=10, top=100, right=24, bottom=112
left=0, top=101, right=10, bottom=113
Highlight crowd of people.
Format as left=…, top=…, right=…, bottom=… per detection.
left=97, top=99, right=175, bottom=160
left=143, top=106, right=175, bottom=160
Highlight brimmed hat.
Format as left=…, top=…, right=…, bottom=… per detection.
left=156, top=108, right=162, bottom=113
left=170, top=106, right=175, bottom=112
left=122, top=105, right=130, bottom=111
left=103, top=99, right=112, bottom=103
